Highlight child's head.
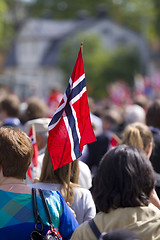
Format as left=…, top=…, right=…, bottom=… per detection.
left=121, top=122, right=153, bottom=158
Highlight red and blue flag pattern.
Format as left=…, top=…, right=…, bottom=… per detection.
left=27, top=127, right=39, bottom=180
left=48, top=47, right=96, bottom=169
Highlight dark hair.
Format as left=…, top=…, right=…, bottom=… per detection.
left=0, top=94, right=20, bottom=117
left=146, top=99, right=160, bottom=129
left=92, top=145, right=155, bottom=213
left=0, top=127, right=33, bottom=179
left=25, top=97, right=48, bottom=121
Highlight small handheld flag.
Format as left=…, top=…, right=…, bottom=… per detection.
left=108, top=134, right=120, bottom=150
left=27, top=126, right=39, bottom=180
left=48, top=45, right=96, bottom=170
left=29, top=127, right=39, bottom=167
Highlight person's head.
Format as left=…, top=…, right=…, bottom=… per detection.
left=25, top=97, right=48, bottom=121
left=121, top=122, right=153, bottom=158
left=0, top=94, right=20, bottom=120
left=40, top=148, right=79, bottom=204
left=124, top=104, right=145, bottom=124
left=134, top=94, right=150, bottom=113
left=92, top=145, right=155, bottom=213
left=99, top=229, right=142, bottom=240
left=24, top=118, right=51, bottom=150
left=146, top=99, right=160, bottom=130
left=101, top=109, right=121, bottom=132
left=0, top=127, right=33, bottom=179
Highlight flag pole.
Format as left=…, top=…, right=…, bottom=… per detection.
left=31, top=124, right=36, bottom=183
left=32, top=124, right=36, bottom=142
left=67, top=162, right=72, bottom=202
left=66, top=42, right=83, bottom=203
left=112, top=133, right=121, bottom=144
left=80, top=42, right=83, bottom=52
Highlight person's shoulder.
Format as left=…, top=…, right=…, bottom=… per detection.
left=74, top=186, right=91, bottom=194
left=145, top=203, right=160, bottom=214
left=150, top=127, right=160, bottom=142
left=27, top=182, right=61, bottom=191
left=39, top=188, right=62, bottom=202
left=70, top=220, right=96, bottom=240
left=78, top=161, right=91, bottom=173
left=153, top=133, right=160, bottom=144
left=28, top=185, right=62, bottom=206
left=38, top=189, right=64, bottom=214
left=73, top=186, right=93, bottom=200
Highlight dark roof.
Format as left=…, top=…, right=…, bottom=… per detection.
left=40, top=39, right=62, bottom=66
left=4, top=18, right=148, bottom=68
left=4, top=42, right=17, bottom=67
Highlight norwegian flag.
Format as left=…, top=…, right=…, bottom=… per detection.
left=48, top=47, right=96, bottom=170
left=108, top=134, right=120, bottom=150
left=27, top=127, right=39, bottom=180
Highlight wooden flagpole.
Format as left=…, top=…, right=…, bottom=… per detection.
left=32, top=124, right=36, bottom=142
left=67, top=42, right=83, bottom=202
left=80, top=41, right=83, bottom=52
left=67, top=162, right=72, bottom=202
left=31, top=123, right=36, bottom=183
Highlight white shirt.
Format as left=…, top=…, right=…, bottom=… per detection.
left=78, top=161, right=92, bottom=189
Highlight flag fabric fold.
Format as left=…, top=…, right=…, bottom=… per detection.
left=48, top=47, right=96, bottom=170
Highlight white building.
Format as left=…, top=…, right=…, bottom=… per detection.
left=2, top=17, right=149, bottom=100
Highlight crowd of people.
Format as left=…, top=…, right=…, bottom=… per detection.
left=1, top=84, right=160, bottom=239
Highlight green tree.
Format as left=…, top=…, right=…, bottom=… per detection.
left=27, top=0, right=157, bottom=40
left=0, top=0, right=29, bottom=51
left=60, top=34, right=141, bottom=99
left=1, top=0, right=159, bottom=50
left=28, top=0, right=107, bottom=19
left=152, top=0, right=160, bottom=38
left=0, top=0, right=14, bottom=50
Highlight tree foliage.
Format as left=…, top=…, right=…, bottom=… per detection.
left=152, top=0, right=160, bottom=37
left=27, top=0, right=159, bottom=40
left=60, top=34, right=141, bottom=99
left=0, top=0, right=14, bottom=50
left=1, top=0, right=160, bottom=52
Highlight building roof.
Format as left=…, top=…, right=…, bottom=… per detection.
left=4, top=17, right=148, bottom=67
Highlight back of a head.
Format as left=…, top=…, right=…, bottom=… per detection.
left=102, top=109, right=122, bottom=125
left=146, top=99, right=160, bottom=130
left=121, top=122, right=153, bottom=152
left=124, top=104, right=145, bottom=124
left=24, top=118, right=51, bottom=135
left=99, top=229, right=142, bottom=240
left=92, top=145, right=155, bottom=213
left=0, top=127, right=33, bottom=179
left=25, top=97, right=48, bottom=121
left=101, top=108, right=122, bottom=132
left=24, top=118, right=51, bottom=147
left=0, top=94, right=20, bottom=118
left=134, top=94, right=150, bottom=112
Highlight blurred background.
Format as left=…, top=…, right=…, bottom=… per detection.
left=0, top=0, right=160, bottom=104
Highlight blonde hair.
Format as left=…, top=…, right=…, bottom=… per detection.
left=121, top=122, right=153, bottom=152
left=40, top=148, right=79, bottom=205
